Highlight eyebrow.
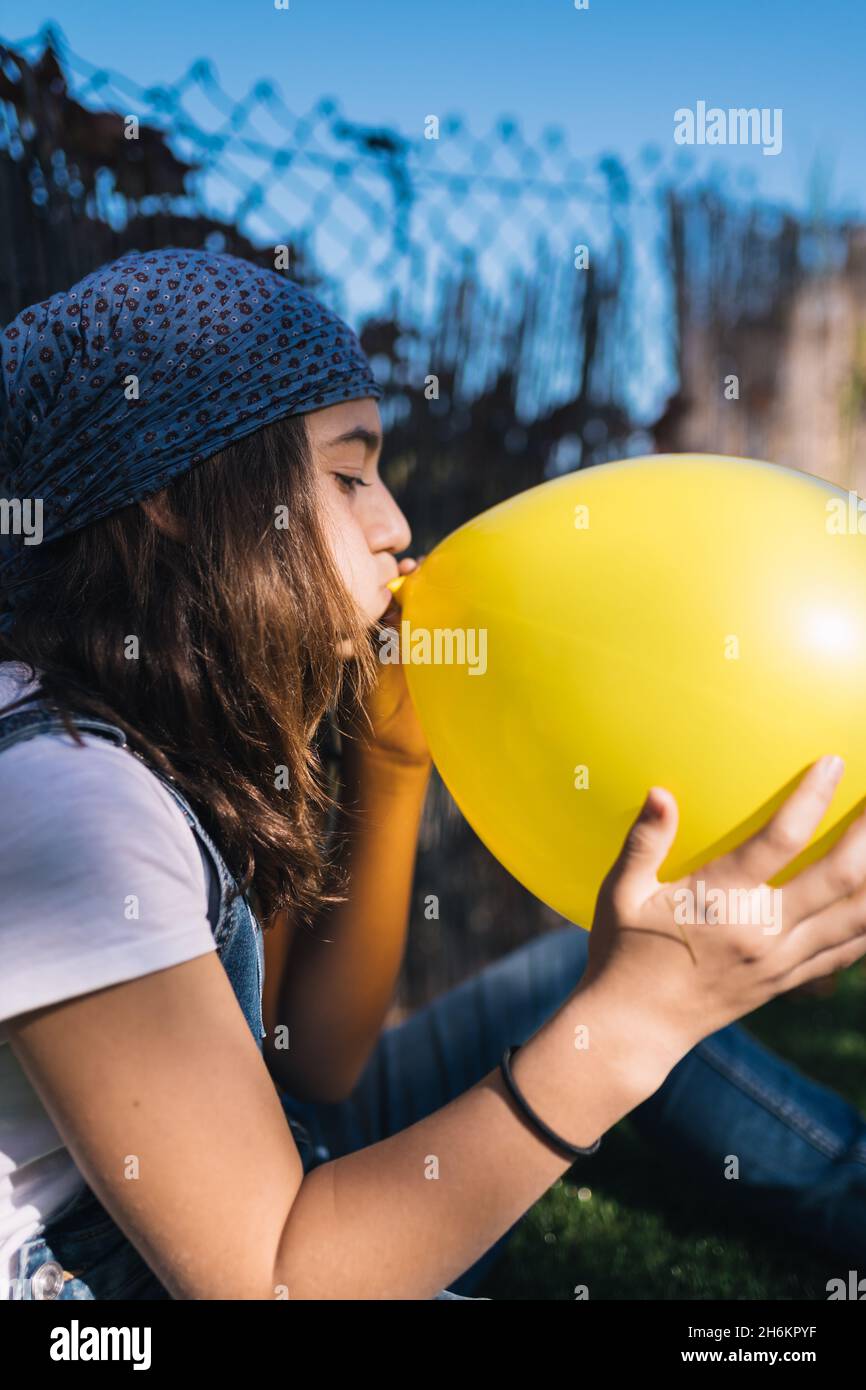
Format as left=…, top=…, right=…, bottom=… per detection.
left=323, top=426, right=382, bottom=454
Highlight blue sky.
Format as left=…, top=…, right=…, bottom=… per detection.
left=2, top=0, right=863, bottom=216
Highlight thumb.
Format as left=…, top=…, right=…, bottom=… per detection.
left=604, top=787, right=679, bottom=904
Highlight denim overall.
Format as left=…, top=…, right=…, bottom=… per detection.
left=2, top=699, right=470, bottom=1300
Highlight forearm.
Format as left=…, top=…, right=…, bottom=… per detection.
left=271, top=752, right=431, bottom=1100
left=272, top=981, right=682, bottom=1299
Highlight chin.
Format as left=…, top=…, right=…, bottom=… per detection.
left=375, top=587, right=401, bottom=623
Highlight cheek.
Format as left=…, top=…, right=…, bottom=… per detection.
left=317, top=487, right=352, bottom=577
left=322, top=500, right=376, bottom=598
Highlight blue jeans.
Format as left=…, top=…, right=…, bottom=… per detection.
left=278, top=923, right=866, bottom=1297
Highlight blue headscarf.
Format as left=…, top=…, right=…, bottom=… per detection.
left=0, top=247, right=383, bottom=631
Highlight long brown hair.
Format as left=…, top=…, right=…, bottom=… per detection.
left=0, top=411, right=381, bottom=926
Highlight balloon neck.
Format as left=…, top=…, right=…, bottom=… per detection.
left=386, top=573, right=412, bottom=603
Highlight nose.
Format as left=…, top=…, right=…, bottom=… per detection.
left=371, top=480, right=412, bottom=558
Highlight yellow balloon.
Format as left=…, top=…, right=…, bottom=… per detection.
left=389, top=454, right=866, bottom=930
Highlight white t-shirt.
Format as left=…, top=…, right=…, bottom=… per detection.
left=0, top=661, right=218, bottom=1295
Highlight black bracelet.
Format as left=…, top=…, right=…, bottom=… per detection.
left=499, top=1044, right=602, bottom=1160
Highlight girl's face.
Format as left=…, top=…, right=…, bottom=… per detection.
left=305, top=397, right=412, bottom=626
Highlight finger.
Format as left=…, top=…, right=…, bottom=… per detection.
left=781, top=931, right=866, bottom=994
left=781, top=797, right=866, bottom=924
left=602, top=787, right=679, bottom=910
left=715, top=755, right=845, bottom=889
left=784, top=878, right=866, bottom=977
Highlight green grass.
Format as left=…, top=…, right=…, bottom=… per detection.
left=476, top=967, right=866, bottom=1300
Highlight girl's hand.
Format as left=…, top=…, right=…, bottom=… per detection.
left=580, top=756, right=866, bottom=1060
left=342, top=556, right=432, bottom=772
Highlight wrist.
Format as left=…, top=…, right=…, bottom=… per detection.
left=564, top=980, right=687, bottom=1101
left=501, top=980, right=679, bottom=1154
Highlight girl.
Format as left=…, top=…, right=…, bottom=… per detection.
left=0, top=248, right=865, bottom=1302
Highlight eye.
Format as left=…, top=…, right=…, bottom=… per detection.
left=334, top=472, right=371, bottom=494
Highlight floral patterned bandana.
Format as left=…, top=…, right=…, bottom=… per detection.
left=0, top=246, right=383, bottom=631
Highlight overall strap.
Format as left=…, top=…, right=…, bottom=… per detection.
left=0, top=706, right=127, bottom=754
